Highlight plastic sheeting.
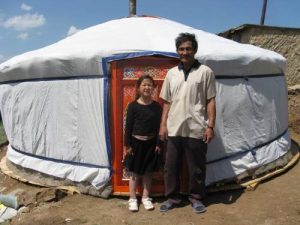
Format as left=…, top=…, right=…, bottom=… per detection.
left=0, top=17, right=285, bottom=83
left=0, top=78, right=111, bottom=188
left=206, top=132, right=290, bottom=185
left=205, top=75, right=290, bottom=185
left=208, top=75, right=289, bottom=161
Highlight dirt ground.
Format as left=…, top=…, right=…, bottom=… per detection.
left=0, top=90, right=300, bottom=225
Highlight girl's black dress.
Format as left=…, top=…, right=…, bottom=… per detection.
left=124, top=100, right=162, bottom=175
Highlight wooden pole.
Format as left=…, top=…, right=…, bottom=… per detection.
left=260, top=0, right=268, bottom=25
left=129, top=0, right=136, bottom=16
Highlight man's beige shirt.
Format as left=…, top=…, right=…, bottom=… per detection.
left=160, top=64, right=216, bottom=139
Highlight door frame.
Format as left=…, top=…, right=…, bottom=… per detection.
left=102, top=52, right=179, bottom=195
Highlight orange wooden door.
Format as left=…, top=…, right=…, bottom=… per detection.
left=110, top=56, right=179, bottom=195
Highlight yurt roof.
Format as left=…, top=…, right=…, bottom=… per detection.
left=0, top=16, right=286, bottom=83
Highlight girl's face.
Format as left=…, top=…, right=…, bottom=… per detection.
left=138, top=78, right=154, bottom=98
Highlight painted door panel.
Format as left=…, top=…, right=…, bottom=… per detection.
left=110, top=56, right=179, bottom=195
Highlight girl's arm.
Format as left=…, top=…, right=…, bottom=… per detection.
left=159, top=101, right=171, bottom=141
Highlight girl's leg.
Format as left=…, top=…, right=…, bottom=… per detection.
left=128, top=173, right=139, bottom=212
left=142, top=173, right=152, bottom=198
left=129, top=173, right=138, bottom=199
left=142, top=173, right=154, bottom=210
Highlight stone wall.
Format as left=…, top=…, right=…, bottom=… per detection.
left=220, top=26, right=300, bottom=86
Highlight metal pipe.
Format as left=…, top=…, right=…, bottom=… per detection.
left=260, top=0, right=268, bottom=25
left=129, top=0, right=136, bottom=16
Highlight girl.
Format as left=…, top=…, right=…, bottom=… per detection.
left=124, top=75, right=163, bottom=212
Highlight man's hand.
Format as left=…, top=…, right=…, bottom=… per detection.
left=159, top=125, right=168, bottom=141
left=205, top=97, right=216, bottom=144
left=203, top=127, right=214, bottom=144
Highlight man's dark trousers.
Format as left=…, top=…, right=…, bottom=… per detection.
left=164, top=136, right=207, bottom=202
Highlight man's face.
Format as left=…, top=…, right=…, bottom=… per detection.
left=177, top=41, right=196, bottom=64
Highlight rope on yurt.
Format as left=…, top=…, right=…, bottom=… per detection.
left=207, top=128, right=289, bottom=165
left=207, top=139, right=299, bottom=192
left=242, top=154, right=299, bottom=190
left=215, top=73, right=284, bottom=79
left=0, top=155, right=80, bottom=194
left=10, top=145, right=111, bottom=169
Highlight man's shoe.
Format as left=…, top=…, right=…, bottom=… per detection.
left=128, top=198, right=138, bottom=212
left=159, top=200, right=174, bottom=212
left=192, top=201, right=206, bottom=213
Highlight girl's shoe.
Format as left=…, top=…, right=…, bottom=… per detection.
left=142, top=197, right=154, bottom=210
left=128, top=198, right=138, bottom=212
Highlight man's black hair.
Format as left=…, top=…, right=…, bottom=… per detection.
left=175, top=33, right=198, bottom=52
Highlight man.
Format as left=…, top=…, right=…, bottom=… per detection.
left=159, top=33, right=216, bottom=213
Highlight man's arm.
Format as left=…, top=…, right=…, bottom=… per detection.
left=203, top=97, right=216, bottom=143
left=159, top=101, right=171, bottom=141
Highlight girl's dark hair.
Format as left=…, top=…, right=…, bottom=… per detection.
left=135, top=75, right=155, bottom=99
left=175, top=33, right=198, bottom=52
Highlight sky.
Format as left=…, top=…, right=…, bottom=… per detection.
left=0, top=0, right=299, bottom=63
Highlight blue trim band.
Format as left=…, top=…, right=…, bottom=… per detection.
left=10, top=145, right=111, bottom=169
left=215, top=73, right=284, bottom=79
left=207, top=128, right=288, bottom=165
left=102, top=61, right=112, bottom=167
left=0, top=71, right=283, bottom=85
left=102, top=51, right=178, bottom=63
